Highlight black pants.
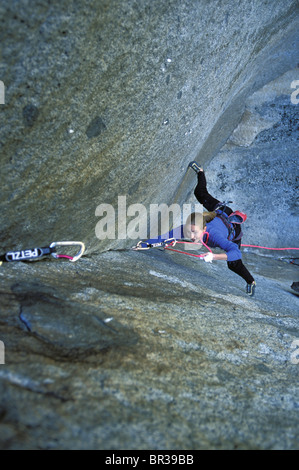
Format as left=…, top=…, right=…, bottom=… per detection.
left=194, top=172, right=255, bottom=284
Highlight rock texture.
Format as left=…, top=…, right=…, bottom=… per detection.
left=0, top=249, right=299, bottom=450
left=0, top=0, right=298, bottom=252
left=203, top=68, right=299, bottom=248
left=0, top=0, right=298, bottom=450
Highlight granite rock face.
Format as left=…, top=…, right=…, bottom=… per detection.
left=0, top=0, right=298, bottom=450
left=0, top=0, right=298, bottom=252
left=0, top=250, right=299, bottom=450
left=203, top=69, right=299, bottom=248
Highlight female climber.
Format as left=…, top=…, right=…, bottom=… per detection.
left=188, top=164, right=256, bottom=296
left=134, top=163, right=256, bottom=296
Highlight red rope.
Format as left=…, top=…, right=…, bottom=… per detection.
left=165, top=240, right=299, bottom=258
left=241, top=244, right=299, bottom=251
left=165, top=247, right=205, bottom=258
left=165, top=240, right=210, bottom=258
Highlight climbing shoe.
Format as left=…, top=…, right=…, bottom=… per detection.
left=188, top=161, right=202, bottom=174
left=246, top=281, right=256, bottom=296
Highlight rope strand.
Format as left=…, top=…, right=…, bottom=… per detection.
left=165, top=241, right=299, bottom=258
left=241, top=244, right=299, bottom=251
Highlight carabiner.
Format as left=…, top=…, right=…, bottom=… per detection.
left=163, top=238, right=177, bottom=248
left=132, top=241, right=151, bottom=250
left=49, top=241, right=85, bottom=262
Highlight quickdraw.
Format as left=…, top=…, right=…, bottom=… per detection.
left=0, top=241, right=85, bottom=265
left=133, top=235, right=212, bottom=259
left=133, top=238, right=177, bottom=250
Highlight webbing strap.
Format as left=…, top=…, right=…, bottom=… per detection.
left=1, top=246, right=54, bottom=262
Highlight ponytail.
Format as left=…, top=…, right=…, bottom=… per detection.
left=202, top=211, right=217, bottom=226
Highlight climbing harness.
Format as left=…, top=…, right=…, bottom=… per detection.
left=0, top=241, right=85, bottom=265
left=214, top=208, right=246, bottom=242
